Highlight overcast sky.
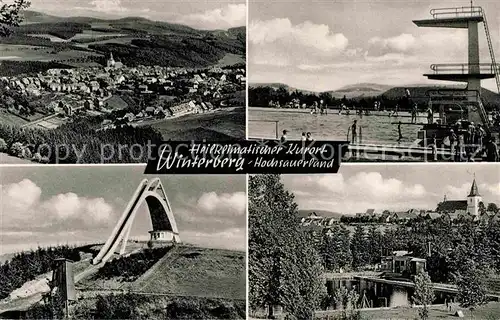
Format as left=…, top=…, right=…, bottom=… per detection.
left=0, top=166, right=246, bottom=255
left=28, top=0, right=246, bottom=30
left=281, top=164, right=500, bottom=215
left=249, top=0, right=500, bottom=92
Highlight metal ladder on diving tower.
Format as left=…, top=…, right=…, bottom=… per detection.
left=480, top=10, right=498, bottom=132
left=483, top=11, right=500, bottom=94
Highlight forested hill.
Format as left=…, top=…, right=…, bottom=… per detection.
left=1, top=11, right=246, bottom=69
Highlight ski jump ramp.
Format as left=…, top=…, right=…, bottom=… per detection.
left=92, top=178, right=180, bottom=265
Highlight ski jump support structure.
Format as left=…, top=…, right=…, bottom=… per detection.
left=413, top=5, right=500, bottom=133
left=92, top=178, right=181, bottom=265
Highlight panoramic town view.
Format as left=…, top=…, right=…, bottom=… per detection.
left=248, top=1, right=500, bottom=162
left=0, top=166, right=246, bottom=318
left=0, top=0, right=246, bottom=163
left=249, top=165, right=500, bottom=319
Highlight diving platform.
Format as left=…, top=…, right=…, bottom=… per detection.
left=413, top=6, right=484, bottom=28
left=424, top=63, right=498, bottom=82
left=413, top=16, right=483, bottom=28
left=412, top=4, right=499, bottom=134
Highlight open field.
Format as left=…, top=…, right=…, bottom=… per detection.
left=216, top=53, right=244, bottom=66
left=0, top=44, right=102, bottom=62
left=0, top=110, right=29, bottom=126
left=151, top=107, right=245, bottom=140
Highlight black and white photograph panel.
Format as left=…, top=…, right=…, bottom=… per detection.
left=248, top=0, right=500, bottom=163
left=248, top=164, right=500, bottom=320
left=0, top=0, right=246, bottom=164
left=0, top=166, right=246, bottom=319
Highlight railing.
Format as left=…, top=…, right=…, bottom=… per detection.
left=429, top=63, right=500, bottom=75
left=430, top=6, right=483, bottom=19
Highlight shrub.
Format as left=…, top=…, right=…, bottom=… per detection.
left=0, top=138, right=7, bottom=152
left=9, top=141, right=23, bottom=156
left=96, top=246, right=172, bottom=281
left=94, top=293, right=147, bottom=319
left=21, top=147, right=32, bottom=159
left=32, top=152, right=42, bottom=162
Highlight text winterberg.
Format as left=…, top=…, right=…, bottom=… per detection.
left=158, top=152, right=244, bottom=171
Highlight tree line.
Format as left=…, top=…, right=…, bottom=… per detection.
left=0, top=116, right=164, bottom=163
left=317, top=219, right=500, bottom=281
left=249, top=86, right=419, bottom=111
left=249, top=86, right=499, bottom=112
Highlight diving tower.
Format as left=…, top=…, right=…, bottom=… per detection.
left=413, top=4, right=500, bottom=132
left=92, top=178, right=180, bottom=265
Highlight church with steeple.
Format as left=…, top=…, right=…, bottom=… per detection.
left=436, top=176, right=482, bottom=217
left=106, top=52, right=115, bottom=68
left=466, top=177, right=481, bottom=216
left=106, top=52, right=124, bottom=69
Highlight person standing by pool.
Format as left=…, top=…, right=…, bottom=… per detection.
left=280, top=130, right=288, bottom=143
left=448, top=129, right=457, bottom=161
left=411, top=103, right=418, bottom=124
left=351, top=120, right=358, bottom=144
left=320, top=100, right=327, bottom=115
left=485, top=136, right=499, bottom=162
left=477, top=124, right=485, bottom=151
left=426, top=105, right=433, bottom=124
left=339, top=95, right=348, bottom=115
left=404, top=88, right=412, bottom=110
left=389, top=104, right=399, bottom=117
left=397, top=121, right=403, bottom=142
left=429, top=134, right=437, bottom=161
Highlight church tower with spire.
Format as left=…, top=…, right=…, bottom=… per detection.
left=107, top=52, right=116, bottom=68
left=467, top=176, right=482, bottom=216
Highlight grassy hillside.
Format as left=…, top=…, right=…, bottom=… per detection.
left=78, top=245, right=245, bottom=300
left=131, top=246, right=245, bottom=300
left=382, top=86, right=500, bottom=107
left=250, top=83, right=318, bottom=94
left=328, top=83, right=394, bottom=98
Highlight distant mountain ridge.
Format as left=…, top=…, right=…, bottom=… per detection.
left=250, top=82, right=500, bottom=105
left=250, top=83, right=318, bottom=94
left=1, top=10, right=245, bottom=72
left=21, top=10, right=245, bottom=31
